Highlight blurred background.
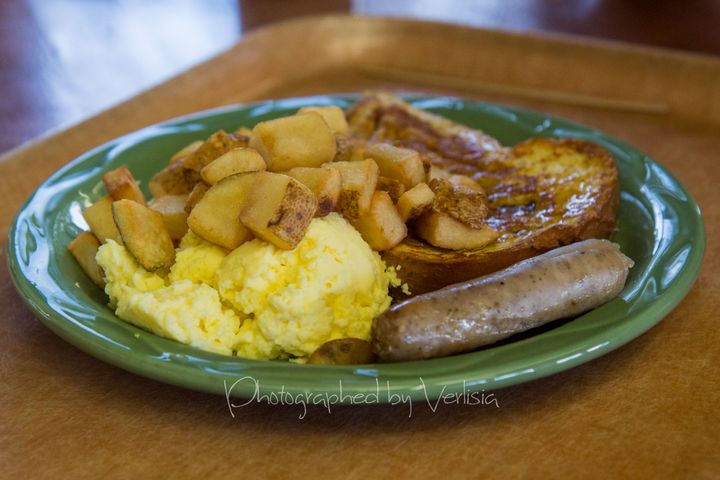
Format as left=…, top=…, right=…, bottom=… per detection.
left=2, top=0, right=719, bottom=153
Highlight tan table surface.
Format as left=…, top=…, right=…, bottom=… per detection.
left=1, top=16, right=718, bottom=479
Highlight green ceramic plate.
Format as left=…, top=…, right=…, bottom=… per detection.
left=8, top=95, right=704, bottom=404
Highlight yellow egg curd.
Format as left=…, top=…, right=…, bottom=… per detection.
left=96, top=213, right=401, bottom=360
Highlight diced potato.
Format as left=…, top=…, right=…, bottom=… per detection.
left=284, top=167, right=341, bottom=217
left=351, top=191, right=407, bottom=251
left=308, top=338, right=376, bottom=365
left=187, top=173, right=256, bottom=249
left=182, top=130, right=246, bottom=172
left=430, top=178, right=488, bottom=229
left=364, top=143, right=425, bottom=189
left=239, top=172, right=317, bottom=250
left=234, top=126, right=253, bottom=138
left=323, top=159, right=379, bottom=220
left=82, top=196, right=122, bottom=244
left=169, top=140, right=203, bottom=164
left=112, top=199, right=175, bottom=271
left=200, top=148, right=267, bottom=185
left=415, top=211, right=498, bottom=250
left=149, top=159, right=201, bottom=198
left=249, top=112, right=337, bottom=171
left=376, top=176, right=405, bottom=203
left=185, top=182, right=209, bottom=214
left=334, top=136, right=365, bottom=163
left=102, top=166, right=145, bottom=204
left=68, top=231, right=105, bottom=287
left=149, top=194, right=189, bottom=241
left=428, top=165, right=451, bottom=181
left=297, top=106, right=349, bottom=135
left=448, top=173, right=482, bottom=189
left=396, top=182, right=435, bottom=222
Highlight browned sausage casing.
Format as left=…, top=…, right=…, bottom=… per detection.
left=372, top=239, right=633, bottom=362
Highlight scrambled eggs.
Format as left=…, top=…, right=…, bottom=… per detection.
left=96, top=213, right=400, bottom=360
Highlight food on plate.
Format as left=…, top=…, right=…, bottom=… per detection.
left=415, top=211, right=499, bottom=250
left=148, top=194, right=189, bottom=241
left=324, top=159, right=379, bottom=220
left=250, top=112, right=337, bottom=171
left=284, top=166, right=342, bottom=217
left=181, top=130, right=248, bottom=172
left=82, top=196, right=122, bottom=244
left=112, top=199, right=175, bottom=271
left=373, top=239, right=633, bottom=361
left=351, top=190, right=408, bottom=251
left=186, top=173, right=255, bottom=250
left=308, top=338, right=376, bottom=365
left=148, top=159, right=199, bottom=197
left=95, top=214, right=400, bottom=358
left=396, top=182, right=435, bottom=222
left=348, top=92, right=619, bottom=294
left=184, top=182, right=209, bottom=213
left=199, top=147, right=266, bottom=185
left=297, top=105, right=349, bottom=136
left=428, top=178, right=488, bottom=229
left=169, top=140, right=203, bottom=164
left=102, top=166, right=146, bottom=204
left=71, top=91, right=629, bottom=363
left=364, top=142, right=426, bottom=189
left=376, top=176, right=406, bottom=202
left=238, top=172, right=318, bottom=249
left=67, top=231, right=105, bottom=288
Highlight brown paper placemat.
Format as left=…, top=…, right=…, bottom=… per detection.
left=2, top=16, right=718, bottom=478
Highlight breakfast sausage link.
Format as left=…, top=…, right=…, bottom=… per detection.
left=372, top=239, right=634, bottom=362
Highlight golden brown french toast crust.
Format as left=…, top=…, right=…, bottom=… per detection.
left=348, top=93, right=619, bottom=295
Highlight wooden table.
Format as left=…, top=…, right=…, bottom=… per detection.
left=2, top=3, right=719, bottom=479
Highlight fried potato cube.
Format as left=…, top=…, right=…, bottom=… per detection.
left=415, top=211, right=498, bottom=250
left=82, top=196, right=122, bottom=244
left=68, top=231, right=105, bottom=287
left=169, top=140, right=203, bottom=164
left=323, top=159, right=379, bottom=220
left=112, top=199, right=175, bottom=271
left=187, top=173, right=256, bottom=250
left=249, top=112, right=337, bottom=171
left=428, top=165, right=451, bottom=181
left=376, top=176, right=406, bottom=203
left=364, top=143, right=425, bottom=189
left=352, top=191, right=407, bottom=251
left=200, top=147, right=267, bottom=185
left=396, top=182, right=435, bottom=222
left=448, top=173, right=482, bottom=189
left=149, top=159, right=201, bottom=198
left=185, top=182, right=209, bottom=214
left=284, top=166, right=341, bottom=217
left=334, top=136, right=365, bottom=163
left=102, top=166, right=145, bottom=204
left=430, top=178, right=488, bottom=229
left=182, top=130, right=246, bottom=172
left=239, top=172, right=317, bottom=250
left=297, top=106, right=349, bottom=135
left=234, top=126, right=253, bottom=138
left=149, top=195, right=189, bottom=241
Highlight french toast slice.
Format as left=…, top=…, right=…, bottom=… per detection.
left=347, top=92, right=619, bottom=294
